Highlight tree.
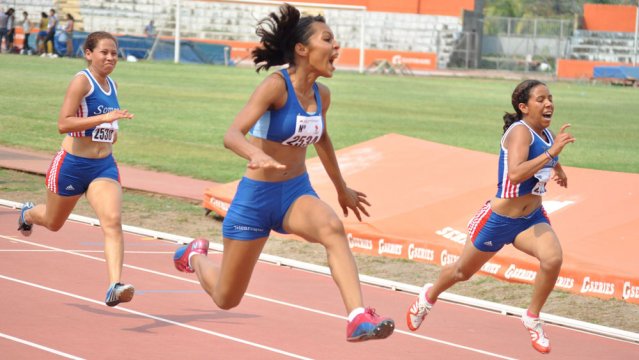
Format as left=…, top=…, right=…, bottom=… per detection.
left=484, top=0, right=637, bottom=18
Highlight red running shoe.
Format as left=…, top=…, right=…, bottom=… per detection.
left=522, top=312, right=551, bottom=354
left=173, top=238, right=209, bottom=273
left=346, top=307, right=394, bottom=342
left=406, top=283, right=433, bottom=331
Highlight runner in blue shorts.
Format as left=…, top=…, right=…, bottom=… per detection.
left=406, top=80, right=575, bottom=354
left=17, top=31, right=136, bottom=307
left=173, top=4, right=394, bottom=343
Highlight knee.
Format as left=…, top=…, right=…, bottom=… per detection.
left=319, top=216, right=345, bottom=237
left=540, top=254, right=563, bottom=273
left=99, top=212, right=122, bottom=230
left=452, top=266, right=474, bottom=282
left=45, top=221, right=64, bottom=232
left=212, top=294, right=241, bottom=310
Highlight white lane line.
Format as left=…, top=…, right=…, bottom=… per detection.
left=0, top=250, right=174, bottom=254
left=1, top=235, right=515, bottom=359
left=0, top=331, right=84, bottom=359
left=0, top=274, right=311, bottom=360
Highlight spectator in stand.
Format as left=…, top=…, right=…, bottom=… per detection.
left=144, top=20, right=155, bottom=38
left=5, top=8, right=15, bottom=52
left=21, top=11, right=32, bottom=54
left=0, top=8, right=7, bottom=53
left=64, top=13, right=74, bottom=57
left=36, top=12, right=48, bottom=55
left=43, top=8, right=57, bottom=57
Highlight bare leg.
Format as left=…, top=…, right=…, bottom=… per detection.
left=86, top=179, right=124, bottom=284
left=428, top=238, right=496, bottom=301
left=283, top=196, right=363, bottom=313
left=513, top=223, right=563, bottom=315
left=191, top=236, right=268, bottom=310
left=25, top=190, right=81, bottom=231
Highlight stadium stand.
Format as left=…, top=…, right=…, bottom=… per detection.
left=567, top=30, right=637, bottom=63
left=11, top=0, right=464, bottom=68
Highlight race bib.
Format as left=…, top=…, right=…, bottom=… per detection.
left=531, top=167, right=552, bottom=196
left=282, top=115, right=323, bottom=147
left=91, top=121, right=118, bottom=143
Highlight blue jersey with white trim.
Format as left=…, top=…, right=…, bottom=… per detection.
left=496, top=121, right=558, bottom=198
left=67, top=69, right=120, bottom=138
left=249, top=69, right=324, bottom=147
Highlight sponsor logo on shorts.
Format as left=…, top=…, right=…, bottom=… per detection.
left=233, top=225, right=264, bottom=232
left=580, top=276, right=615, bottom=295
left=483, top=241, right=493, bottom=247
left=65, top=185, right=75, bottom=191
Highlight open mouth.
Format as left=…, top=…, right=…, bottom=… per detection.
left=542, top=111, right=553, bottom=120
left=329, top=53, right=339, bottom=67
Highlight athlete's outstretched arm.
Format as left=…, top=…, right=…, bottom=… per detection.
left=313, top=84, right=370, bottom=221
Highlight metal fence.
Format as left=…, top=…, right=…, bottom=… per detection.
left=483, top=16, right=573, bottom=38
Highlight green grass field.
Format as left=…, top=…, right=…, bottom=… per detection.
left=1, top=55, right=638, bottom=181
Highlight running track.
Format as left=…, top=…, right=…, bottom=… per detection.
left=1, top=207, right=637, bottom=359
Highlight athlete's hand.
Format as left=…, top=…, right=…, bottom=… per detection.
left=247, top=153, right=286, bottom=170
left=552, top=167, right=568, bottom=188
left=338, top=188, right=370, bottom=222
left=104, top=109, right=134, bottom=122
left=548, top=124, right=575, bottom=157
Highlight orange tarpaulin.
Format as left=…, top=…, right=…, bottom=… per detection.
left=204, top=134, right=639, bottom=304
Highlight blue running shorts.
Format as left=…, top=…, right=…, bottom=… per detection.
left=222, top=172, right=319, bottom=240
left=467, top=201, right=550, bottom=252
left=45, top=149, right=120, bottom=196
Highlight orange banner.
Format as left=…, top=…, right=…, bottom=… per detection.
left=583, top=4, right=638, bottom=33
left=203, top=134, right=639, bottom=304
left=557, top=59, right=626, bottom=79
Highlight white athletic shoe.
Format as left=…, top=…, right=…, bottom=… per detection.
left=406, top=283, right=433, bottom=331
left=522, top=312, right=551, bottom=354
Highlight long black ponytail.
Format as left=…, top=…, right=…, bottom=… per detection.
left=252, top=3, right=325, bottom=72
left=503, top=79, right=545, bottom=133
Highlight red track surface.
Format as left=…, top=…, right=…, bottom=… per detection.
left=1, top=207, right=637, bottom=359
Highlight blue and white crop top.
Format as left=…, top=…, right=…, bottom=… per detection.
left=496, top=121, right=559, bottom=198
left=249, top=69, right=324, bottom=147
left=68, top=69, right=120, bottom=143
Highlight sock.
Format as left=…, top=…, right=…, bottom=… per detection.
left=22, top=209, right=32, bottom=226
left=424, top=288, right=436, bottom=305
left=188, top=252, right=199, bottom=269
left=347, top=307, right=365, bottom=322
left=527, top=309, right=539, bottom=318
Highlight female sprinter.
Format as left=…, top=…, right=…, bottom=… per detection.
left=406, top=79, right=575, bottom=354
left=18, top=31, right=135, bottom=307
left=173, top=4, right=394, bottom=342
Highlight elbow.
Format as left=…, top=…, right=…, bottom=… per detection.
left=223, top=132, right=235, bottom=150
left=507, top=173, right=523, bottom=185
